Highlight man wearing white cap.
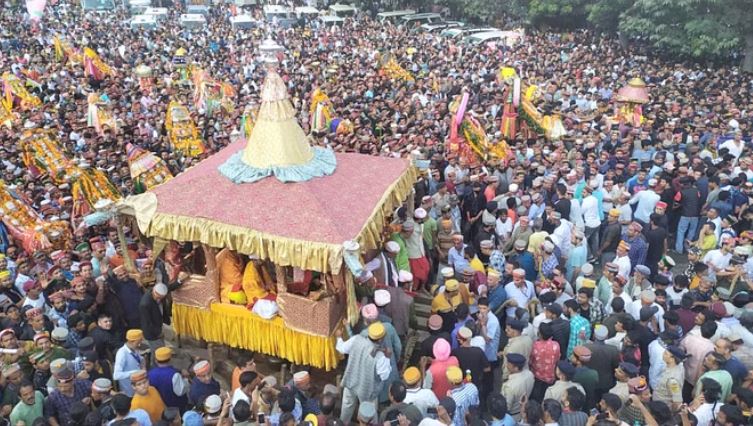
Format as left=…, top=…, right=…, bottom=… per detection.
left=371, top=242, right=400, bottom=288
left=380, top=279, right=416, bottom=339
left=400, top=218, right=430, bottom=292
left=139, top=283, right=169, bottom=352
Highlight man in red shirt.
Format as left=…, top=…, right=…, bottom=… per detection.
left=529, top=322, right=560, bottom=402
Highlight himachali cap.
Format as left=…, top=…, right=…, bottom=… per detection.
left=130, top=370, right=147, bottom=382
left=51, top=327, right=68, bottom=341
left=193, top=360, right=211, bottom=375
left=445, top=279, right=459, bottom=292
left=581, top=264, right=594, bottom=275
left=374, top=289, right=391, bottom=307
left=609, top=208, right=621, bottom=217
left=594, top=324, right=608, bottom=341
left=480, top=240, right=494, bottom=249
left=92, top=378, right=112, bottom=392
left=367, top=322, right=386, bottom=340
left=441, top=267, right=454, bottom=278
left=581, top=279, right=596, bottom=289
left=398, top=270, right=413, bottom=282
left=50, top=358, right=69, bottom=374
left=402, top=220, right=415, bottom=231
left=385, top=241, right=400, bottom=254
left=487, top=269, right=501, bottom=279
left=414, top=208, right=427, bottom=219
left=155, top=347, right=173, bottom=362
left=635, top=265, right=651, bottom=276
left=656, top=201, right=668, bottom=209
left=126, top=329, right=143, bottom=341
left=33, top=332, right=50, bottom=344
left=2, top=363, right=20, bottom=377
left=0, top=270, right=9, bottom=280
left=361, top=303, right=378, bottom=320
left=630, top=222, right=643, bottom=232
left=293, top=371, right=310, bottom=386
left=573, top=346, right=592, bottom=361
left=457, top=327, right=472, bottom=340
left=628, top=376, right=649, bottom=394
left=204, top=394, right=222, bottom=414
left=30, top=350, right=50, bottom=364
left=514, top=239, right=527, bottom=250
left=428, top=314, right=443, bottom=331
left=618, top=241, right=631, bottom=251
left=605, top=262, right=619, bottom=273
left=445, top=366, right=463, bottom=384
left=403, top=367, right=421, bottom=385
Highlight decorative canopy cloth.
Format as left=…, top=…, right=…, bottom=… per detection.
left=615, top=77, right=649, bottom=104
left=123, top=144, right=416, bottom=274
left=218, top=68, right=336, bottom=184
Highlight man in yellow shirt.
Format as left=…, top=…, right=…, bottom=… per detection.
left=130, top=369, right=166, bottom=423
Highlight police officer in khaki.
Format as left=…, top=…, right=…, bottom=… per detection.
left=501, top=353, right=534, bottom=421
left=653, top=345, right=686, bottom=411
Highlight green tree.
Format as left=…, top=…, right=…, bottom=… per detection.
left=587, top=0, right=633, bottom=33
left=620, top=0, right=753, bottom=72
left=528, top=0, right=590, bottom=29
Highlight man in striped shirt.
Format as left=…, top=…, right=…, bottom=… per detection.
left=446, top=366, right=478, bottom=426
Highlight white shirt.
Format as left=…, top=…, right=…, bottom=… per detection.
left=614, top=255, right=631, bottom=279
left=404, top=387, right=439, bottom=417
left=691, top=402, right=720, bottom=426
left=720, top=139, right=743, bottom=159
left=648, top=340, right=667, bottom=390
left=629, top=190, right=660, bottom=223
left=581, top=195, right=601, bottom=228
left=605, top=292, right=632, bottom=315
left=504, top=280, right=535, bottom=318
left=231, top=388, right=251, bottom=421
left=627, top=301, right=665, bottom=333
left=703, top=249, right=731, bottom=275
left=552, top=220, right=573, bottom=254
left=336, top=336, right=391, bottom=380
left=113, top=344, right=144, bottom=397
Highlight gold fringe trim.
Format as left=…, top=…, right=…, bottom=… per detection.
left=172, top=303, right=341, bottom=370
left=136, top=162, right=417, bottom=274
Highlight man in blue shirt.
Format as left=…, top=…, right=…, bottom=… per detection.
left=447, top=234, right=469, bottom=279
left=486, top=270, right=507, bottom=316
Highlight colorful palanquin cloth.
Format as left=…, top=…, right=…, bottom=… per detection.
left=165, top=101, right=205, bottom=157
left=70, top=167, right=122, bottom=222
left=2, top=73, right=41, bottom=111
left=20, top=129, right=76, bottom=183
left=380, top=57, right=414, bottom=82
left=0, top=180, right=71, bottom=253
left=126, top=143, right=173, bottom=193
left=83, top=47, right=114, bottom=80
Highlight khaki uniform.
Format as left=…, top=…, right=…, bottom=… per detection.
left=502, top=334, right=533, bottom=380
left=501, top=369, right=535, bottom=420
left=653, top=364, right=684, bottom=407
left=609, top=381, right=630, bottom=404
left=544, top=380, right=585, bottom=402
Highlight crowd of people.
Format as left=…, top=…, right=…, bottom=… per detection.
left=2, top=0, right=753, bottom=425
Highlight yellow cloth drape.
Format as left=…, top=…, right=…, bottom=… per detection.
left=124, top=164, right=417, bottom=274
left=172, top=302, right=340, bottom=370
left=241, top=261, right=274, bottom=302
left=217, top=249, right=243, bottom=304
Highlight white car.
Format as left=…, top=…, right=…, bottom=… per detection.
left=328, top=3, right=357, bottom=17
left=441, top=27, right=498, bottom=39
left=180, top=13, right=206, bottom=30
left=130, top=14, right=157, bottom=30
left=376, top=10, right=415, bottom=24
left=230, top=14, right=257, bottom=30
left=463, top=30, right=524, bottom=47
